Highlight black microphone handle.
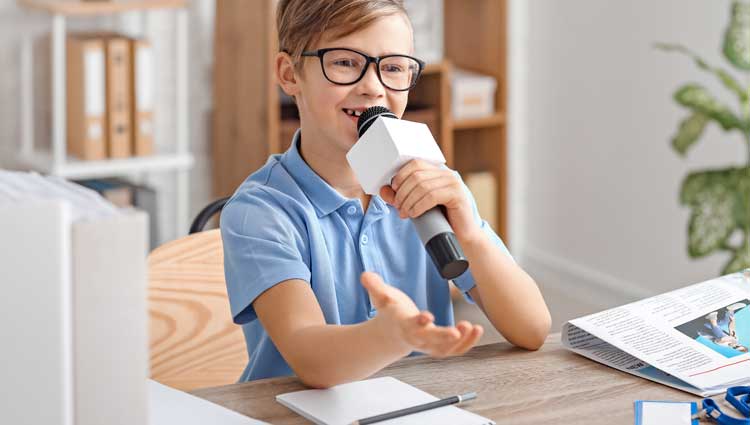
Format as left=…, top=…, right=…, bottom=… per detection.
left=412, top=208, right=469, bottom=280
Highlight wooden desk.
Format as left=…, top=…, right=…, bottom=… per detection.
left=191, top=334, right=703, bottom=424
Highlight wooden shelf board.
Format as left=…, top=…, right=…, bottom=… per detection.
left=422, top=61, right=448, bottom=76
left=452, top=112, right=505, bottom=130
left=18, top=0, right=186, bottom=16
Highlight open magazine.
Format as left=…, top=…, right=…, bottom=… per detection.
left=562, top=270, right=750, bottom=397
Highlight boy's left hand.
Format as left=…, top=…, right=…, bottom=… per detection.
left=380, top=159, right=481, bottom=244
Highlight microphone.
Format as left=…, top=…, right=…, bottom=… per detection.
left=347, top=106, right=469, bottom=280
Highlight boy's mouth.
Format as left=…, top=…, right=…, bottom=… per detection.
left=342, top=108, right=364, bottom=118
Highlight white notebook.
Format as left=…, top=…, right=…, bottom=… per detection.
left=275, top=377, right=494, bottom=425
left=149, top=380, right=269, bottom=425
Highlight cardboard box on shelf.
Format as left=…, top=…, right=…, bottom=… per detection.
left=451, top=68, right=497, bottom=120
left=464, top=171, right=497, bottom=228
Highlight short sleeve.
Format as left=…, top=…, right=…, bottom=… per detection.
left=450, top=171, right=514, bottom=303
left=220, top=188, right=311, bottom=324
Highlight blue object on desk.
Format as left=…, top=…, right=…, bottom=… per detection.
left=694, top=386, right=750, bottom=425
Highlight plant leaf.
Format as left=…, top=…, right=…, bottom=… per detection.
left=671, top=113, right=709, bottom=156
left=655, top=42, right=748, bottom=102
left=674, top=84, right=744, bottom=131
left=723, top=1, right=750, bottom=71
left=723, top=247, right=750, bottom=274
left=680, top=169, right=738, bottom=257
left=734, top=167, right=750, bottom=228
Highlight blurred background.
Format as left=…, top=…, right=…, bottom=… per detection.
left=1, top=0, right=748, bottom=401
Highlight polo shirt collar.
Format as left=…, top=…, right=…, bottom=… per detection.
left=281, top=130, right=349, bottom=217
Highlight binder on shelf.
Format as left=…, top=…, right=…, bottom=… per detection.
left=131, top=38, right=155, bottom=156
left=66, top=34, right=106, bottom=161
left=104, top=34, right=133, bottom=158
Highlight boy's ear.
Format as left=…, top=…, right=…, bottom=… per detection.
left=276, top=52, right=300, bottom=98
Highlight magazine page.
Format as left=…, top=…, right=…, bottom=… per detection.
left=562, top=270, right=750, bottom=395
left=562, top=323, right=717, bottom=396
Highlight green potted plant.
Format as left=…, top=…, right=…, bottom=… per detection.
left=656, top=0, right=750, bottom=274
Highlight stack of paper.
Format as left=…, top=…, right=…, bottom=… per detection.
left=0, top=170, right=120, bottom=220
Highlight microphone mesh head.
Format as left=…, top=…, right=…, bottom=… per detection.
left=357, top=106, right=397, bottom=137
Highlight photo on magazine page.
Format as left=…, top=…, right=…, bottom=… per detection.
left=674, top=299, right=750, bottom=358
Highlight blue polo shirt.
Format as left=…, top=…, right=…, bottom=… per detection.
left=220, top=130, right=511, bottom=382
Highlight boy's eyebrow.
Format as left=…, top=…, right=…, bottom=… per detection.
left=323, top=45, right=414, bottom=57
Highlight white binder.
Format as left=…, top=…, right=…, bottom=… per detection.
left=0, top=199, right=149, bottom=425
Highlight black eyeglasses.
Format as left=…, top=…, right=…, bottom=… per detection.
left=300, top=48, right=425, bottom=92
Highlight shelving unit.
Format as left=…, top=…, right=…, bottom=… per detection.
left=16, top=0, right=193, bottom=237
left=213, top=0, right=507, bottom=238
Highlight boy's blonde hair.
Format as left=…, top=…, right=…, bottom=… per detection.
left=277, top=0, right=410, bottom=71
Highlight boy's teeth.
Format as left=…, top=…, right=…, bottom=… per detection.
left=344, top=109, right=362, bottom=117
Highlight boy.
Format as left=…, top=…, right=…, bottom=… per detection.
left=221, top=0, right=551, bottom=388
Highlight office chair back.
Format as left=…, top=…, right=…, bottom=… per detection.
left=147, top=228, right=247, bottom=391
left=189, top=196, right=230, bottom=234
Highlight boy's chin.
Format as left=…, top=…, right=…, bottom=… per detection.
left=340, top=129, right=359, bottom=147
left=340, top=135, right=358, bottom=151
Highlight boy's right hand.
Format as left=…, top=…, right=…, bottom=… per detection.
left=360, top=272, right=483, bottom=358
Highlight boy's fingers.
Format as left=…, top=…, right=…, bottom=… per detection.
left=360, top=272, right=391, bottom=306
left=412, top=323, right=458, bottom=343
left=416, top=311, right=435, bottom=326
left=433, top=322, right=478, bottom=357
left=405, top=311, right=434, bottom=332
left=393, top=170, right=444, bottom=208
left=456, top=320, right=472, bottom=336
left=414, top=326, right=461, bottom=351
left=448, top=325, right=484, bottom=356
left=440, top=323, right=474, bottom=354
left=379, top=185, right=396, bottom=204
left=390, top=159, right=423, bottom=191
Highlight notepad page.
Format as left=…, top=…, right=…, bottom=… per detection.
left=275, top=376, right=494, bottom=425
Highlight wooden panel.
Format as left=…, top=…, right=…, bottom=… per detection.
left=191, top=334, right=703, bottom=425
left=148, top=229, right=247, bottom=391
left=213, top=0, right=278, bottom=198
left=19, top=0, right=186, bottom=16
left=453, top=112, right=505, bottom=130
left=454, top=127, right=507, bottom=238
left=409, top=62, right=452, bottom=166
left=444, top=0, right=507, bottom=134
left=444, top=0, right=508, bottom=242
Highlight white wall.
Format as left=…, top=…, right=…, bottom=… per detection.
left=0, top=1, right=216, bottom=244
left=512, top=0, right=748, bottom=308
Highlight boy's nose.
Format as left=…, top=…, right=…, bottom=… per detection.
left=356, top=63, right=386, bottom=97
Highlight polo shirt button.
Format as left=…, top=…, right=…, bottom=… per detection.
left=347, top=205, right=357, bottom=215
left=369, top=309, right=376, bottom=318
left=360, top=234, right=369, bottom=245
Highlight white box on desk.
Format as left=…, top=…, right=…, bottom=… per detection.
left=0, top=199, right=149, bottom=425
left=451, top=68, right=497, bottom=120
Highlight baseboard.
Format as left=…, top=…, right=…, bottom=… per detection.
left=520, top=245, right=654, bottom=310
